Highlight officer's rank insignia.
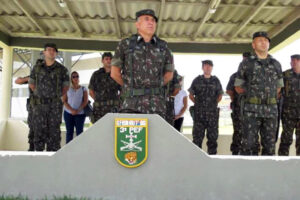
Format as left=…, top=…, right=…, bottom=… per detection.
left=115, top=118, right=148, bottom=168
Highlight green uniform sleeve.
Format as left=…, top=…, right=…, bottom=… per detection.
left=28, top=65, right=37, bottom=85
left=188, top=78, right=197, bottom=95
left=88, top=72, right=96, bottom=90
left=62, top=67, right=70, bottom=87
left=111, top=39, right=127, bottom=69
left=234, top=62, right=246, bottom=87
left=163, top=44, right=174, bottom=72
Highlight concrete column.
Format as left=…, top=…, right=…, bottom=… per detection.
left=63, top=52, right=72, bottom=72
left=0, top=45, right=13, bottom=120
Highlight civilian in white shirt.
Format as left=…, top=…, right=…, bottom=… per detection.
left=62, top=71, right=88, bottom=143
left=174, top=77, right=188, bottom=132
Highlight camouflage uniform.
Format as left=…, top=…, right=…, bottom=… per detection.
left=278, top=69, right=300, bottom=155
left=29, top=60, right=69, bottom=151
left=111, top=34, right=174, bottom=118
left=189, top=75, right=223, bottom=154
left=235, top=54, right=283, bottom=155
left=88, top=68, right=120, bottom=123
left=226, top=72, right=261, bottom=155
left=165, top=70, right=181, bottom=125
left=227, top=72, right=243, bottom=155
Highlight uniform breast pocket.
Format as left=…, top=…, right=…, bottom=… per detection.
left=266, top=68, right=278, bottom=82
left=207, top=84, right=217, bottom=95
left=249, top=68, right=261, bottom=85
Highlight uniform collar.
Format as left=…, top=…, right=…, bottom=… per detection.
left=252, top=53, right=272, bottom=61
left=136, top=34, right=158, bottom=44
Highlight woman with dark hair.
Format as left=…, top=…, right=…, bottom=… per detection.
left=62, top=71, right=88, bottom=143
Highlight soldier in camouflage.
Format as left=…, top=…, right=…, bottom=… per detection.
left=235, top=32, right=283, bottom=156
left=165, top=70, right=181, bottom=125
left=111, top=9, right=174, bottom=119
left=29, top=43, right=69, bottom=151
left=189, top=60, right=223, bottom=155
left=278, top=54, right=300, bottom=155
left=226, top=52, right=261, bottom=155
left=89, top=52, right=121, bottom=123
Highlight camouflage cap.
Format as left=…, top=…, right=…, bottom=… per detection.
left=291, top=54, right=300, bottom=60
left=252, top=31, right=270, bottom=42
left=44, top=43, right=58, bottom=52
left=202, top=60, right=213, bottom=66
left=136, top=9, right=158, bottom=22
left=102, top=52, right=113, bottom=59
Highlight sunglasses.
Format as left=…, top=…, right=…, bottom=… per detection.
left=72, top=75, right=79, bottom=79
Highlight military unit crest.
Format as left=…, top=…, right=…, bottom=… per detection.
left=115, top=118, right=148, bottom=168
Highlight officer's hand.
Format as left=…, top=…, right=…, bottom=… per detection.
left=174, top=115, right=180, bottom=120
left=235, top=86, right=245, bottom=94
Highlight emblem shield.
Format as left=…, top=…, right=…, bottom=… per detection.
left=115, top=118, right=148, bottom=168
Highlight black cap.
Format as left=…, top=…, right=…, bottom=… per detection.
left=242, top=52, right=251, bottom=58
left=291, top=54, right=300, bottom=60
left=136, top=9, right=158, bottom=22
left=202, top=60, right=213, bottom=66
left=252, top=31, right=271, bottom=42
left=177, top=74, right=183, bottom=81
left=44, top=43, right=58, bottom=52
left=102, top=52, right=112, bottom=59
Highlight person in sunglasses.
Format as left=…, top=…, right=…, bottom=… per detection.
left=62, top=71, right=88, bottom=143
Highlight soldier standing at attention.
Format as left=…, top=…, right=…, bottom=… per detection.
left=29, top=43, right=69, bottom=151
left=110, top=9, right=174, bottom=119
left=189, top=60, right=223, bottom=155
left=278, top=54, right=300, bottom=156
left=88, top=52, right=120, bottom=123
left=234, top=32, right=283, bottom=156
left=226, top=52, right=252, bottom=155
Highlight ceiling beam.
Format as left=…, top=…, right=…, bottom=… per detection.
left=156, top=0, right=165, bottom=36
left=191, top=0, right=221, bottom=40
left=64, top=0, right=84, bottom=37
left=12, top=0, right=47, bottom=35
left=228, top=0, right=269, bottom=40
left=69, top=0, right=112, bottom=2
left=96, top=0, right=299, bottom=9
left=219, top=3, right=299, bottom=9
left=111, top=0, right=121, bottom=38
left=10, top=36, right=253, bottom=53
left=268, top=9, right=300, bottom=38
left=0, top=14, right=281, bottom=27
left=0, top=21, right=12, bottom=35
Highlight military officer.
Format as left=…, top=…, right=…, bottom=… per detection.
left=89, top=52, right=121, bottom=123
left=278, top=54, right=300, bottom=155
left=111, top=9, right=174, bottom=119
left=189, top=60, right=223, bottom=155
left=226, top=52, right=263, bottom=155
left=234, top=32, right=283, bottom=156
left=29, top=43, right=69, bottom=151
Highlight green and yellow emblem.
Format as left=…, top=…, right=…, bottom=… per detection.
left=115, top=118, right=148, bottom=168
